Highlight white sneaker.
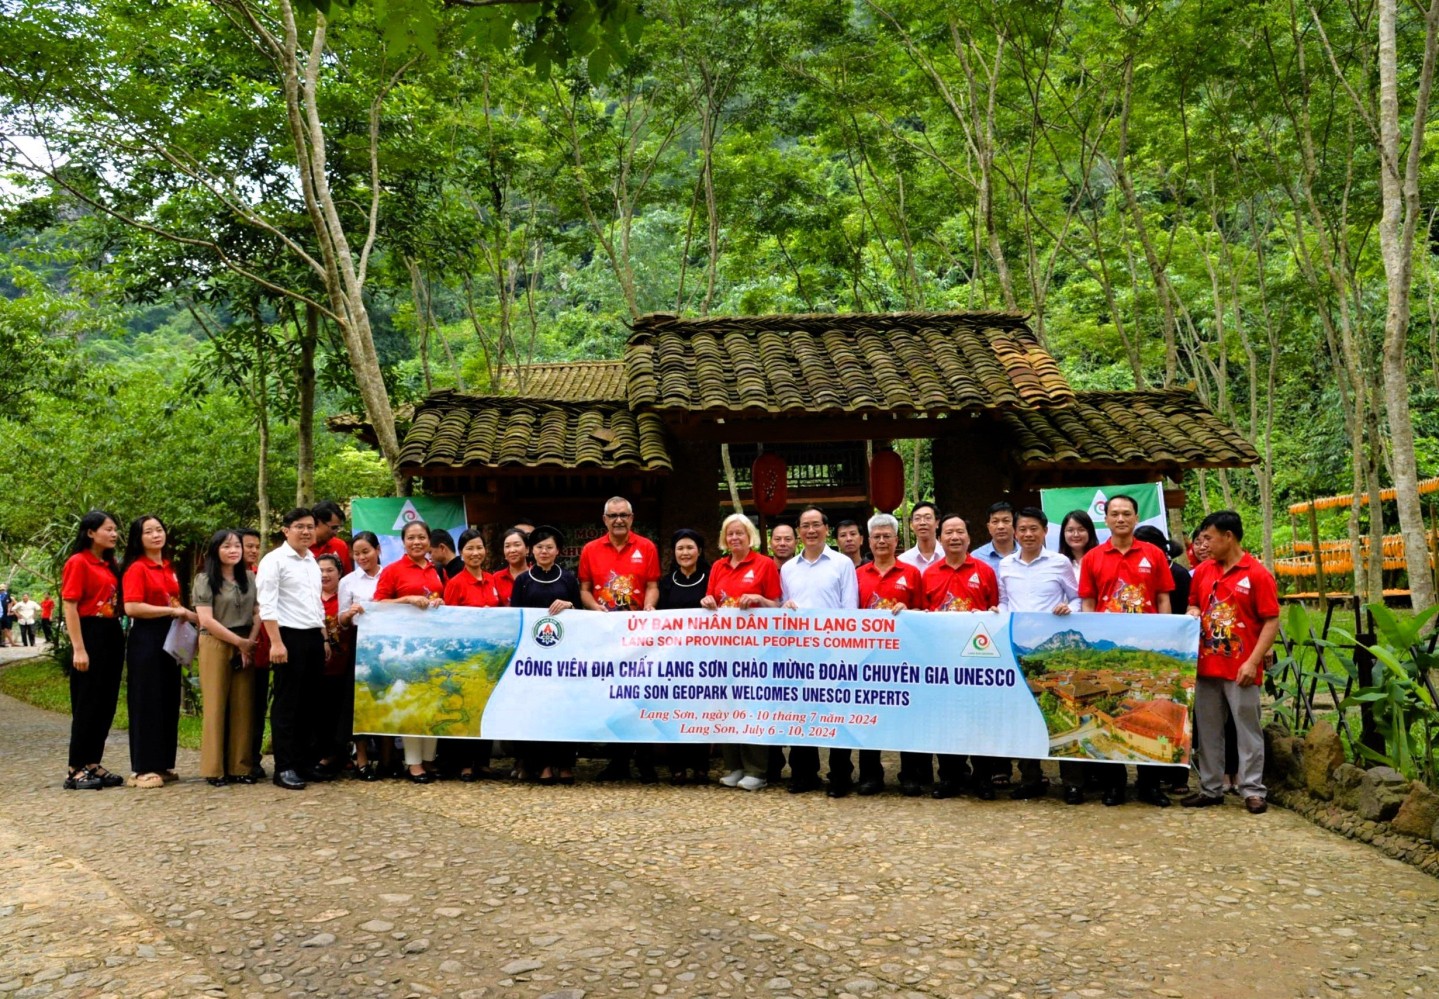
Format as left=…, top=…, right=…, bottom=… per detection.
left=719, top=769, right=745, bottom=787
left=738, top=775, right=768, bottom=792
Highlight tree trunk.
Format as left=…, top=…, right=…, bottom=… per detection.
left=295, top=303, right=317, bottom=508
left=254, top=319, right=271, bottom=541
left=1376, top=0, right=1439, bottom=615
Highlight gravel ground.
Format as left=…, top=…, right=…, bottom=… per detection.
left=1, top=670, right=1438, bottom=999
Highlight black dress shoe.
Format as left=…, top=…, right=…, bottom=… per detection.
left=856, top=779, right=884, bottom=797
left=788, top=778, right=822, bottom=794
left=458, top=770, right=478, bottom=783
left=1102, top=787, right=1126, bottom=807
left=273, top=770, right=306, bottom=790
left=1137, top=787, right=1171, bottom=808
left=228, top=774, right=257, bottom=785
left=1245, top=795, right=1268, bottom=814
left=207, top=777, right=228, bottom=787
left=826, top=782, right=851, bottom=798
left=1181, top=792, right=1224, bottom=808
left=1011, top=780, right=1047, bottom=800
left=407, top=770, right=435, bottom=784
left=637, top=767, right=659, bottom=785
left=972, top=782, right=996, bottom=801
left=900, top=781, right=923, bottom=798
left=356, top=764, right=381, bottom=782
left=1063, top=785, right=1085, bottom=805
left=302, top=768, right=336, bottom=783
left=250, top=766, right=268, bottom=780
left=931, top=781, right=960, bottom=799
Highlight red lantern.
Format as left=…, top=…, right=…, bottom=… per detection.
left=751, top=453, right=789, bottom=516
left=870, top=448, right=905, bottom=513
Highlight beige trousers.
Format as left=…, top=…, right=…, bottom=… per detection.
left=198, top=634, right=256, bottom=778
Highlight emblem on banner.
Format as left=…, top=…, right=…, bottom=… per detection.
left=965, top=622, right=1001, bottom=658
left=391, top=499, right=423, bottom=531
left=533, top=616, right=564, bottom=647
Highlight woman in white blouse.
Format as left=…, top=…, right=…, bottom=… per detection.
left=336, top=531, right=383, bottom=780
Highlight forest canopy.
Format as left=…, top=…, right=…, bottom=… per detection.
left=1, top=0, right=1437, bottom=605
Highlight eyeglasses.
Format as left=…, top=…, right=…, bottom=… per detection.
left=604, top=513, right=633, bottom=520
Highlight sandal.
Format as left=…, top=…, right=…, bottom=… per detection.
left=130, top=772, right=165, bottom=789
left=86, top=765, right=124, bottom=788
left=207, top=777, right=228, bottom=787
left=65, top=768, right=104, bottom=791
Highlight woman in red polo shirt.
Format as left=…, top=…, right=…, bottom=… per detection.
left=441, top=529, right=503, bottom=781
left=373, top=519, right=445, bottom=783
left=701, top=513, right=781, bottom=791
left=121, top=514, right=199, bottom=789
left=61, top=510, right=125, bottom=790
left=493, top=527, right=530, bottom=607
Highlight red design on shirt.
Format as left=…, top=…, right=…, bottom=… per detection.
left=1078, top=540, right=1175, bottom=614
left=61, top=551, right=120, bottom=618
left=857, top=561, right=923, bottom=611
left=444, top=570, right=502, bottom=608
left=1190, top=552, right=1280, bottom=680
left=706, top=551, right=781, bottom=608
left=578, top=535, right=660, bottom=611
left=922, top=557, right=999, bottom=612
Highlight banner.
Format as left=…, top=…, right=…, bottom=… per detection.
left=350, top=496, right=468, bottom=567
left=1039, top=482, right=1168, bottom=549
left=354, top=606, right=1198, bottom=764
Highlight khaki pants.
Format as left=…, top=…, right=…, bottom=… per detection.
left=198, top=634, right=256, bottom=778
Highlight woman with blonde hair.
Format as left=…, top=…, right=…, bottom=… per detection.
left=701, top=512, right=781, bottom=791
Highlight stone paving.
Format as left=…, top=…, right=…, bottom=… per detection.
left=2, top=674, right=1439, bottom=998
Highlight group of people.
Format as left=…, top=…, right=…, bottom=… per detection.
left=56, top=492, right=1278, bottom=817
left=0, top=585, right=53, bottom=648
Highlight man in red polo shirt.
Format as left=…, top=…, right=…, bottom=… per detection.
left=1077, top=492, right=1176, bottom=808
left=1182, top=510, right=1279, bottom=815
left=310, top=500, right=353, bottom=573
left=918, top=514, right=1002, bottom=800
left=840, top=512, right=922, bottom=796
left=579, top=495, right=661, bottom=781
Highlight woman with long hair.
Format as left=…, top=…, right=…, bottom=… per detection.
left=372, top=519, right=446, bottom=783
left=336, top=531, right=383, bottom=779
left=121, top=514, right=198, bottom=789
left=493, top=527, right=530, bottom=606
left=508, top=526, right=580, bottom=785
left=193, top=529, right=260, bottom=787
left=1059, top=510, right=1100, bottom=572
left=61, top=510, right=125, bottom=790
left=656, top=528, right=712, bottom=784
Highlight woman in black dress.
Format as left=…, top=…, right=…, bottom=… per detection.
left=655, top=529, right=711, bottom=784
left=508, top=526, right=580, bottom=784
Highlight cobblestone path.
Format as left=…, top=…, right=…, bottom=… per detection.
left=1, top=682, right=1438, bottom=998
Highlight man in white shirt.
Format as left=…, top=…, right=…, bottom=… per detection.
left=899, top=502, right=942, bottom=572
left=781, top=506, right=859, bottom=793
left=256, top=508, right=326, bottom=790
left=997, top=506, right=1079, bottom=800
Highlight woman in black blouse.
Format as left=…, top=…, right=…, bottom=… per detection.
left=507, top=526, right=580, bottom=784
left=656, top=529, right=711, bottom=784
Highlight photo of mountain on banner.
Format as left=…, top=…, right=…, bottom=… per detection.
left=353, top=606, right=522, bottom=738
left=1012, top=613, right=1198, bottom=766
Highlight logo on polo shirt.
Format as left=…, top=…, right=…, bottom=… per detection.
left=965, top=622, right=1001, bottom=658
left=968, top=575, right=981, bottom=587
left=1238, top=577, right=1252, bottom=591
left=631, top=550, right=645, bottom=563
left=1137, top=557, right=1152, bottom=572
left=743, top=570, right=755, bottom=581
left=533, top=616, right=564, bottom=647
left=895, top=577, right=909, bottom=589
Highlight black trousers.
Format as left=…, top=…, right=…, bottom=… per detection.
left=19, top=623, right=36, bottom=646
left=248, top=668, right=271, bottom=770
left=318, top=672, right=354, bottom=762
left=898, top=752, right=973, bottom=785
left=68, top=618, right=125, bottom=769
left=436, top=737, right=491, bottom=773
left=127, top=618, right=180, bottom=774
left=1059, top=761, right=1162, bottom=791
left=827, top=748, right=884, bottom=785
left=41, top=619, right=53, bottom=643
left=271, top=627, right=324, bottom=775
